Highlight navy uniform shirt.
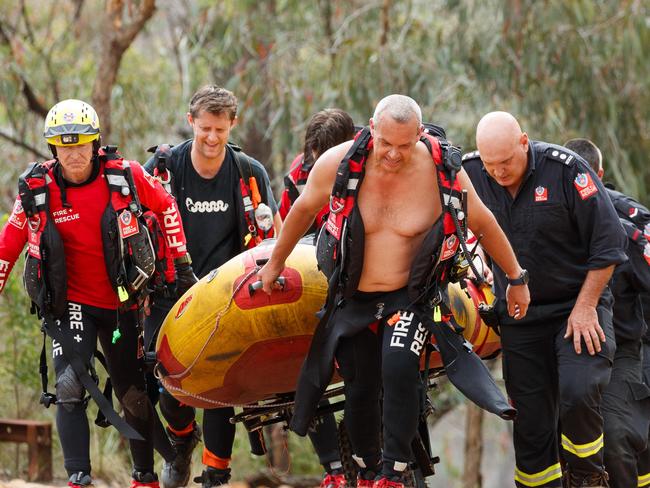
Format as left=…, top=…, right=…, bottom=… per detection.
left=605, top=187, right=650, bottom=342
left=463, top=140, right=627, bottom=305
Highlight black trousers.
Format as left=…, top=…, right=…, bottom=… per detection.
left=335, top=299, right=429, bottom=473
left=51, top=301, right=155, bottom=476
left=602, top=339, right=650, bottom=488
left=145, top=299, right=340, bottom=468
left=500, top=301, right=614, bottom=488
left=635, top=342, right=650, bottom=487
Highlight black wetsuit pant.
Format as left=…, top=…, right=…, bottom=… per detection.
left=500, top=301, right=614, bottom=488
left=144, top=299, right=340, bottom=469
left=51, top=301, right=155, bottom=476
left=638, top=342, right=650, bottom=487
left=602, top=339, right=650, bottom=488
left=335, top=291, right=429, bottom=475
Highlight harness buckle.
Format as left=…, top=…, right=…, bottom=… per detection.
left=129, top=265, right=150, bottom=293
left=39, top=392, right=57, bottom=408
left=329, top=196, right=344, bottom=214
left=27, top=215, right=41, bottom=233
left=155, top=171, right=171, bottom=185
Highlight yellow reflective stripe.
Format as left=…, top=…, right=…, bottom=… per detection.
left=514, top=463, right=562, bottom=487
left=561, top=433, right=604, bottom=458
left=639, top=471, right=650, bottom=487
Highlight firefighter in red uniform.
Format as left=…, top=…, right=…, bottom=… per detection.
left=279, top=108, right=356, bottom=234
left=280, top=108, right=356, bottom=488
left=0, top=99, right=195, bottom=487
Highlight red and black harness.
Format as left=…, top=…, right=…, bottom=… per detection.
left=17, top=147, right=157, bottom=440
left=149, top=142, right=275, bottom=250
left=316, top=126, right=478, bottom=306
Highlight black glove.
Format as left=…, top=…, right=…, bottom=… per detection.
left=174, top=257, right=198, bottom=297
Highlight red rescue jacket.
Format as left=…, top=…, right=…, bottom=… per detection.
left=0, top=150, right=188, bottom=314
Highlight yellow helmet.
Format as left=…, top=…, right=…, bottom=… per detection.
left=44, top=99, right=100, bottom=146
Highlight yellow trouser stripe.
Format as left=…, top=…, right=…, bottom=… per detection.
left=514, top=463, right=563, bottom=487
left=639, top=471, right=650, bottom=487
left=561, top=433, right=604, bottom=458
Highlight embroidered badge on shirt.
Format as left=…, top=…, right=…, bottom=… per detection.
left=8, top=199, right=26, bottom=229
left=534, top=186, right=548, bottom=202
left=441, top=234, right=459, bottom=261
left=573, top=173, right=598, bottom=200
left=117, top=210, right=139, bottom=238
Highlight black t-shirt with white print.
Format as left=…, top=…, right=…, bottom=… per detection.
left=144, top=139, right=277, bottom=278
left=174, top=146, right=241, bottom=277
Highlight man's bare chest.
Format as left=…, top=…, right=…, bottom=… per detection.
left=358, top=175, right=441, bottom=237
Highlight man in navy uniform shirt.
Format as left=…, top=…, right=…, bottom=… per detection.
left=565, top=138, right=650, bottom=488
left=463, top=112, right=627, bottom=488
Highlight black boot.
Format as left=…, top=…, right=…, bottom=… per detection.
left=131, top=470, right=160, bottom=488
left=193, top=467, right=231, bottom=488
left=568, top=469, right=609, bottom=488
left=161, top=423, right=202, bottom=488
left=68, top=471, right=92, bottom=487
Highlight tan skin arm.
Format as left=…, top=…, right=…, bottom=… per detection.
left=258, top=142, right=352, bottom=293
left=458, top=169, right=531, bottom=319
left=564, top=265, right=614, bottom=355
left=273, top=212, right=283, bottom=233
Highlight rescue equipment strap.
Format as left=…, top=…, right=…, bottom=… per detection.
left=42, top=316, right=144, bottom=440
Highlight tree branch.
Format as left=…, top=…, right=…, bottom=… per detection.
left=0, top=20, right=49, bottom=118
left=0, top=129, right=49, bottom=160
left=92, top=0, right=156, bottom=141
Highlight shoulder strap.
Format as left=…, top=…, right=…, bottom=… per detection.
left=100, top=147, right=142, bottom=215
left=229, top=143, right=255, bottom=180
left=149, top=144, right=175, bottom=195
left=331, top=128, right=372, bottom=202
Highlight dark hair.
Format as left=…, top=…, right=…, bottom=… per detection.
left=564, top=138, right=601, bottom=173
left=189, top=85, right=238, bottom=120
left=303, top=109, right=356, bottom=167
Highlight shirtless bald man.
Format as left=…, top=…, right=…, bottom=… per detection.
left=259, top=96, right=529, bottom=487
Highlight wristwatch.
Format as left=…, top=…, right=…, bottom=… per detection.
left=507, top=269, right=529, bottom=286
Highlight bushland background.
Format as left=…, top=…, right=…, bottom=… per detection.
left=0, top=1, right=647, bottom=486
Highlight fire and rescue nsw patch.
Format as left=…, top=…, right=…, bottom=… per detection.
left=117, top=210, right=139, bottom=238
left=441, top=234, right=459, bottom=261
left=573, top=173, right=598, bottom=200
left=534, top=186, right=548, bottom=202
left=8, top=200, right=26, bottom=229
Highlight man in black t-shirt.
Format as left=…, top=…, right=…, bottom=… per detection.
left=143, top=85, right=279, bottom=488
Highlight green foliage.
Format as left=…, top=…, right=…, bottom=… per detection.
left=0, top=0, right=647, bottom=198
left=0, top=0, right=647, bottom=481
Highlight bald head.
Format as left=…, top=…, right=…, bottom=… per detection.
left=476, top=111, right=524, bottom=159
left=475, top=111, right=529, bottom=192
